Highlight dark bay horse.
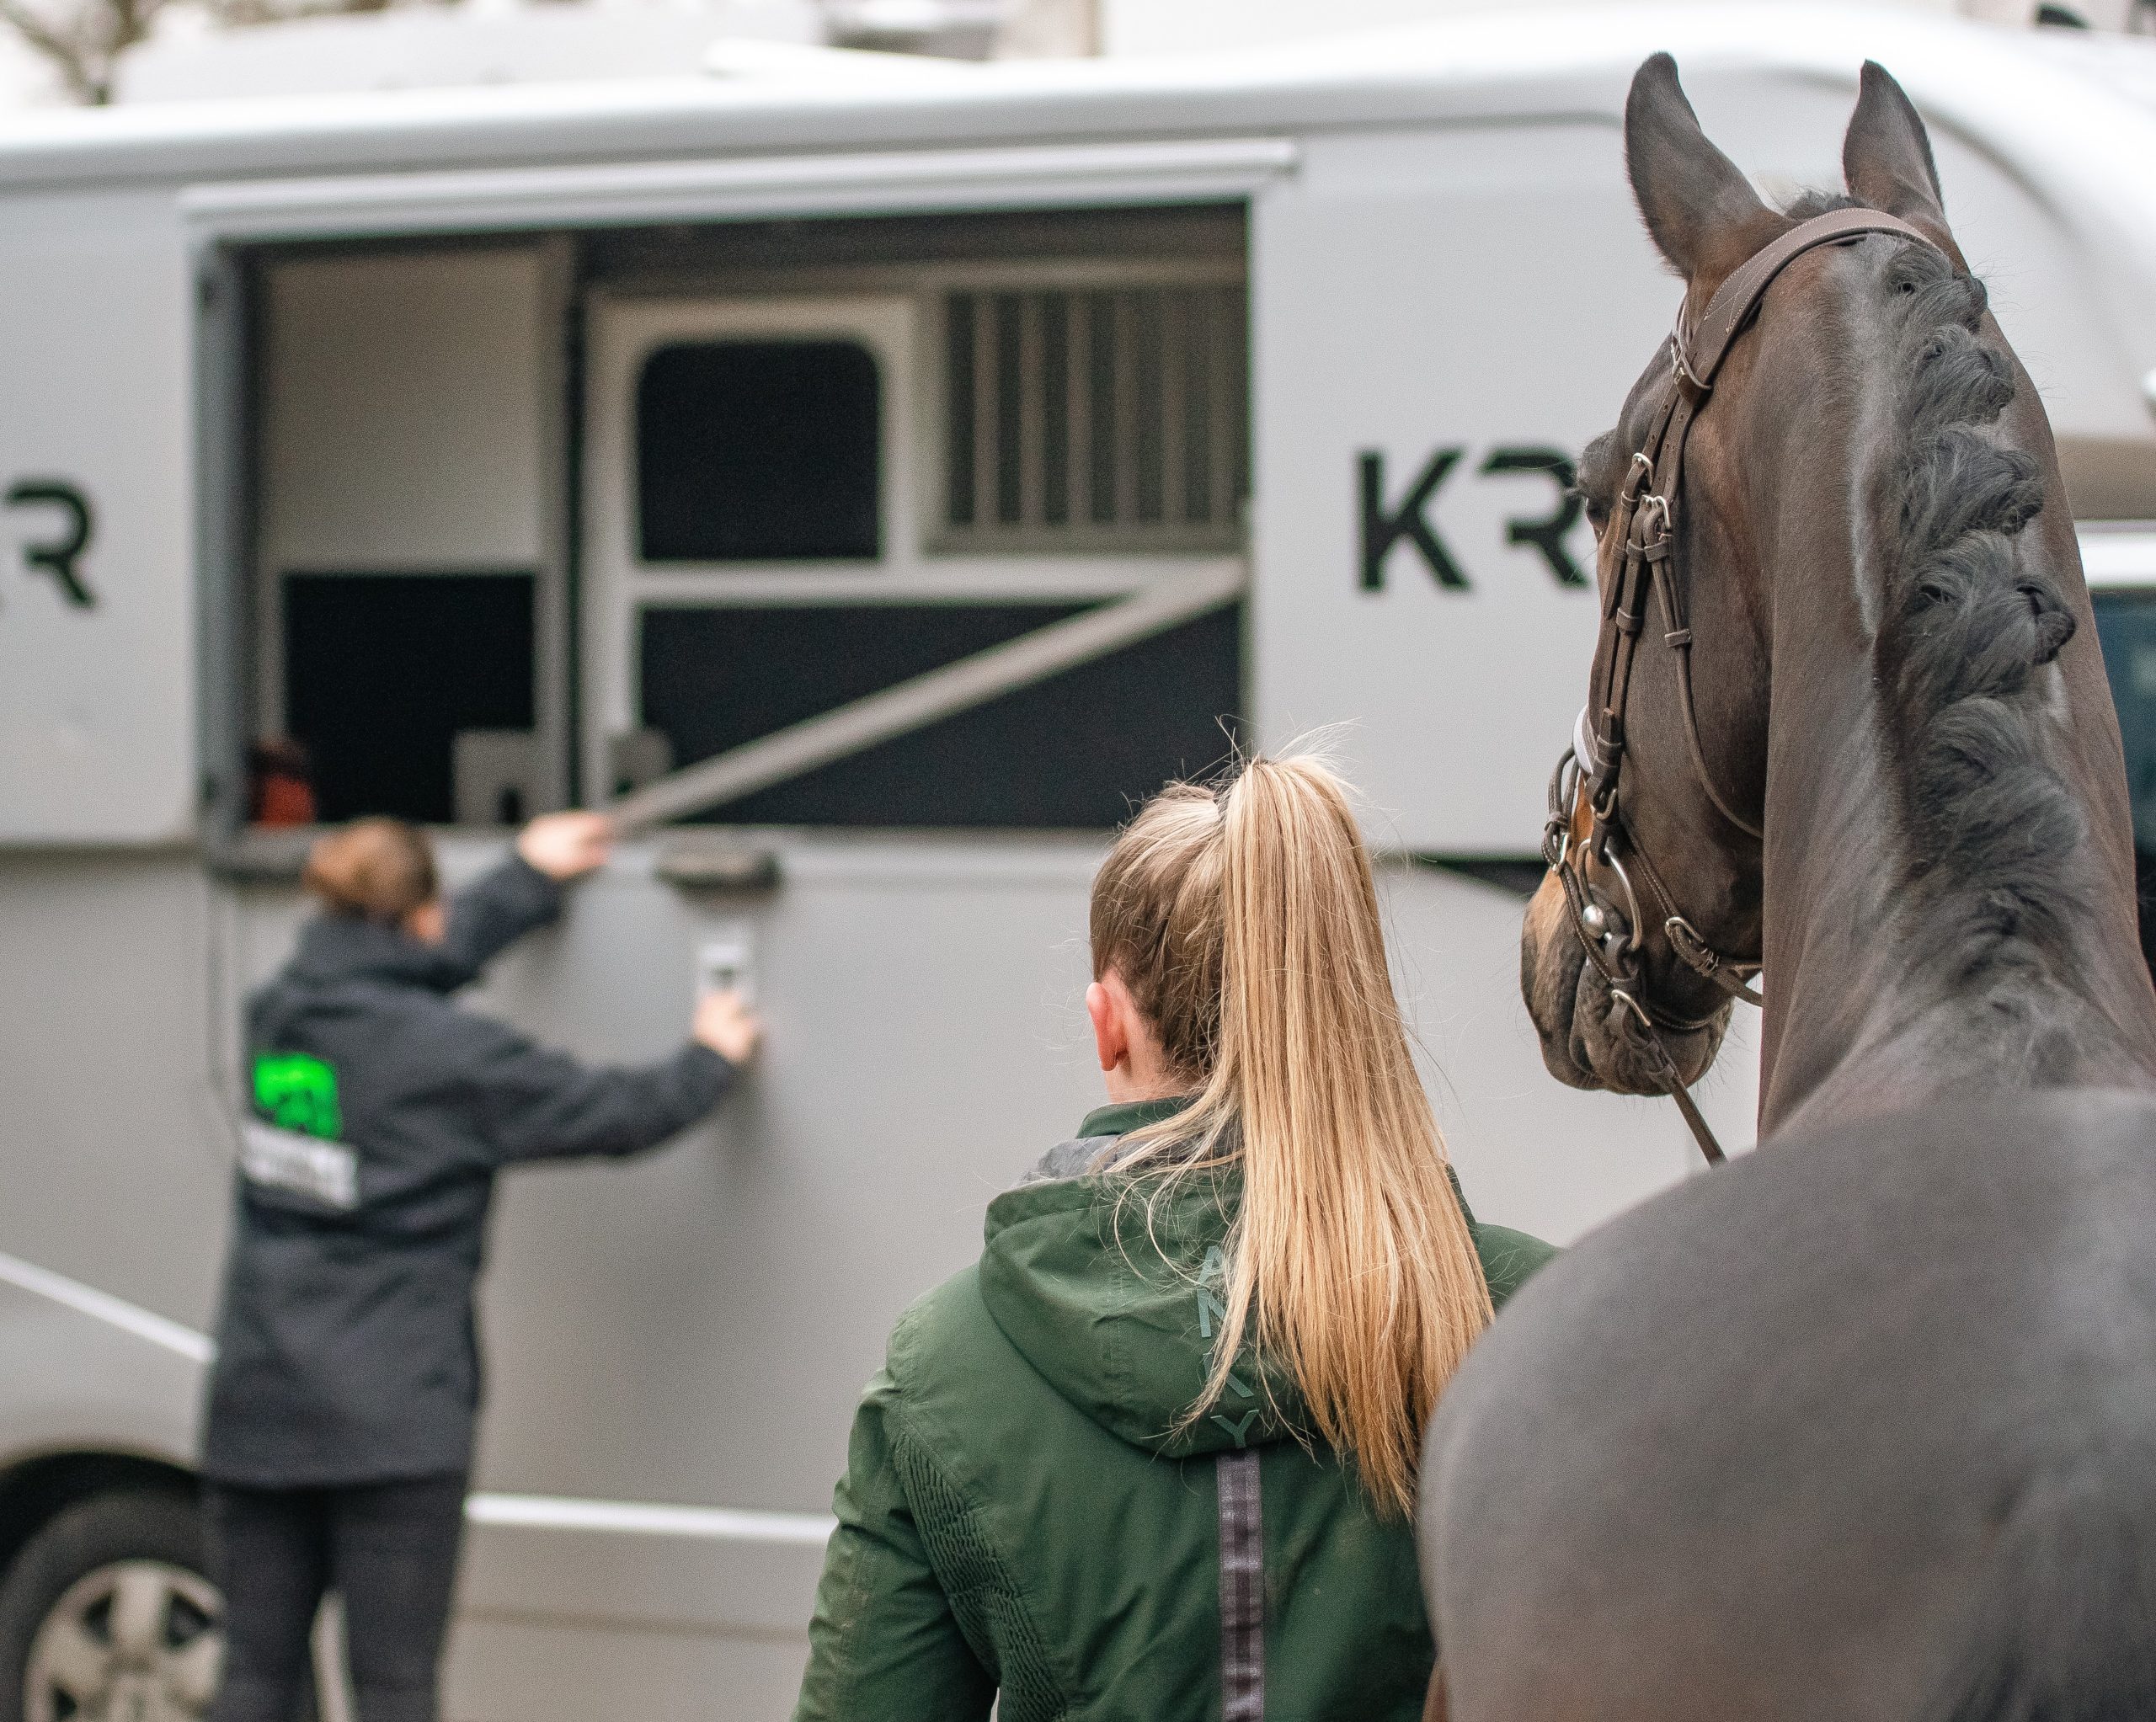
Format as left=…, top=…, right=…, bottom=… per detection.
left=1417, top=54, right=2156, bottom=1722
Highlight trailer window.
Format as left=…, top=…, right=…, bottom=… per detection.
left=638, top=340, right=881, bottom=562
left=285, top=572, right=535, bottom=824
left=637, top=603, right=1241, bottom=827
left=940, top=284, right=1246, bottom=554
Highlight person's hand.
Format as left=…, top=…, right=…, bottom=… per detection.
left=517, top=811, right=612, bottom=882
left=693, top=989, right=762, bottom=1066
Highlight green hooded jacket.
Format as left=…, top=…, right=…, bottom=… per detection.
left=792, top=1098, right=1556, bottom=1722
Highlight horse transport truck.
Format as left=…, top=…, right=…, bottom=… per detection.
left=3, top=5, right=2155, bottom=1718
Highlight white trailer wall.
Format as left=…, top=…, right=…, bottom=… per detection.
left=0, top=189, right=193, bottom=841
left=1253, top=119, right=1668, bottom=855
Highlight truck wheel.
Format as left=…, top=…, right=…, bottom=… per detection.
left=0, top=1490, right=222, bottom=1722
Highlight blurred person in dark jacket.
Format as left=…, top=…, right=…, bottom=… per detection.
left=201, top=812, right=758, bottom=1722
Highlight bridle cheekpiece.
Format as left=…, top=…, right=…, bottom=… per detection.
left=1548, top=206, right=1940, bottom=1164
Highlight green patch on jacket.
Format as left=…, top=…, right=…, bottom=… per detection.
left=253, top=1051, right=342, bottom=1140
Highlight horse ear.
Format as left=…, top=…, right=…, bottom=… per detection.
left=1844, top=62, right=1965, bottom=265
left=1625, top=52, right=1779, bottom=294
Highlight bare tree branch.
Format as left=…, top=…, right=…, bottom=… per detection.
left=0, top=0, right=431, bottom=103
left=0, top=0, right=104, bottom=100
left=0, top=0, right=179, bottom=100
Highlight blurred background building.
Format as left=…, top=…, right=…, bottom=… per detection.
left=0, top=0, right=2149, bottom=112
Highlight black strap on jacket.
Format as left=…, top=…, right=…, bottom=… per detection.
left=1218, top=1449, right=1265, bottom=1720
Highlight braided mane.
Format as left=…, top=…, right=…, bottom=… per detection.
left=1785, top=192, right=2086, bottom=993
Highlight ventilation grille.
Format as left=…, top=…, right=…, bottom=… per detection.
left=941, top=284, right=1248, bottom=552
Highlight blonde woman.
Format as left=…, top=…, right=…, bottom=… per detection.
left=792, top=757, right=1552, bottom=1722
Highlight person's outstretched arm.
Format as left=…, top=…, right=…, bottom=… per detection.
left=792, top=1374, right=994, bottom=1722
left=464, top=1016, right=737, bottom=1164
left=440, top=813, right=612, bottom=980
left=438, top=856, right=561, bottom=981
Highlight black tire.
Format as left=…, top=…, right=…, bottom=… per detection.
left=0, top=1490, right=222, bottom=1722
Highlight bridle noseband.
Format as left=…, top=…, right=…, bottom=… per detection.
left=1548, top=206, right=1939, bottom=1165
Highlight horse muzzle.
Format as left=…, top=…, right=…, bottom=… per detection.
left=1521, top=870, right=1729, bottom=1096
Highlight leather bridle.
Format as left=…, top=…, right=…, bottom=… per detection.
left=1546, top=206, right=1939, bottom=1165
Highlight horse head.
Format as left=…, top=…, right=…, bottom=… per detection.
left=1516, top=52, right=2133, bottom=1130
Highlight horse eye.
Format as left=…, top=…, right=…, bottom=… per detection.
left=1583, top=494, right=1612, bottom=535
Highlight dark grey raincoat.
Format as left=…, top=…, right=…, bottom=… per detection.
left=201, top=855, right=733, bottom=1486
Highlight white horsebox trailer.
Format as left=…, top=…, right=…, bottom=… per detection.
left=4, top=6, right=2156, bottom=1717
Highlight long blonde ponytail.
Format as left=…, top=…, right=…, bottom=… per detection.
left=1093, top=756, right=1492, bottom=1517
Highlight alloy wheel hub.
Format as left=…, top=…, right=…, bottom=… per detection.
left=24, top=1560, right=221, bottom=1722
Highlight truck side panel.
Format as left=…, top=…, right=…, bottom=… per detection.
left=0, top=190, right=194, bottom=841
left=1252, top=121, right=1672, bottom=854
left=0, top=853, right=232, bottom=1330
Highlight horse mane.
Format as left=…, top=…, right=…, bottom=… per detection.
left=1780, top=192, right=2085, bottom=996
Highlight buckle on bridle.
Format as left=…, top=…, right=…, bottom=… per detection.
left=1667, top=914, right=1768, bottom=1008
left=1633, top=491, right=1673, bottom=544
left=1594, top=845, right=1646, bottom=959
left=1544, top=748, right=1581, bottom=869
left=1668, top=333, right=1710, bottom=397
left=1663, top=914, right=1720, bottom=976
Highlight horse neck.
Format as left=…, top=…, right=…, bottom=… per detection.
left=1753, top=456, right=2156, bottom=1139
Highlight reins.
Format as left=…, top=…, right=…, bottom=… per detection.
left=1548, top=205, right=1940, bottom=1165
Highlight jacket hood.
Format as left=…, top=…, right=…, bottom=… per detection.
left=286, top=912, right=478, bottom=994
left=978, top=1107, right=1305, bottom=1459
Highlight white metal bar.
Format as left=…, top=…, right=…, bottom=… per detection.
left=312, top=1602, right=355, bottom=1722
left=619, top=558, right=1187, bottom=604
left=0, top=1249, right=215, bottom=1363
left=606, top=559, right=1246, bottom=831
left=0, top=1250, right=838, bottom=1552
left=534, top=232, right=576, bottom=815
left=465, top=1493, right=834, bottom=1547
left=181, top=137, right=1301, bottom=241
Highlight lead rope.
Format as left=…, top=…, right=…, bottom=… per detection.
left=1609, top=987, right=1730, bottom=1166
left=1559, top=842, right=1737, bottom=1167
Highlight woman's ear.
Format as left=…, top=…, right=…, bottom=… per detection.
left=1086, top=977, right=1129, bottom=1075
